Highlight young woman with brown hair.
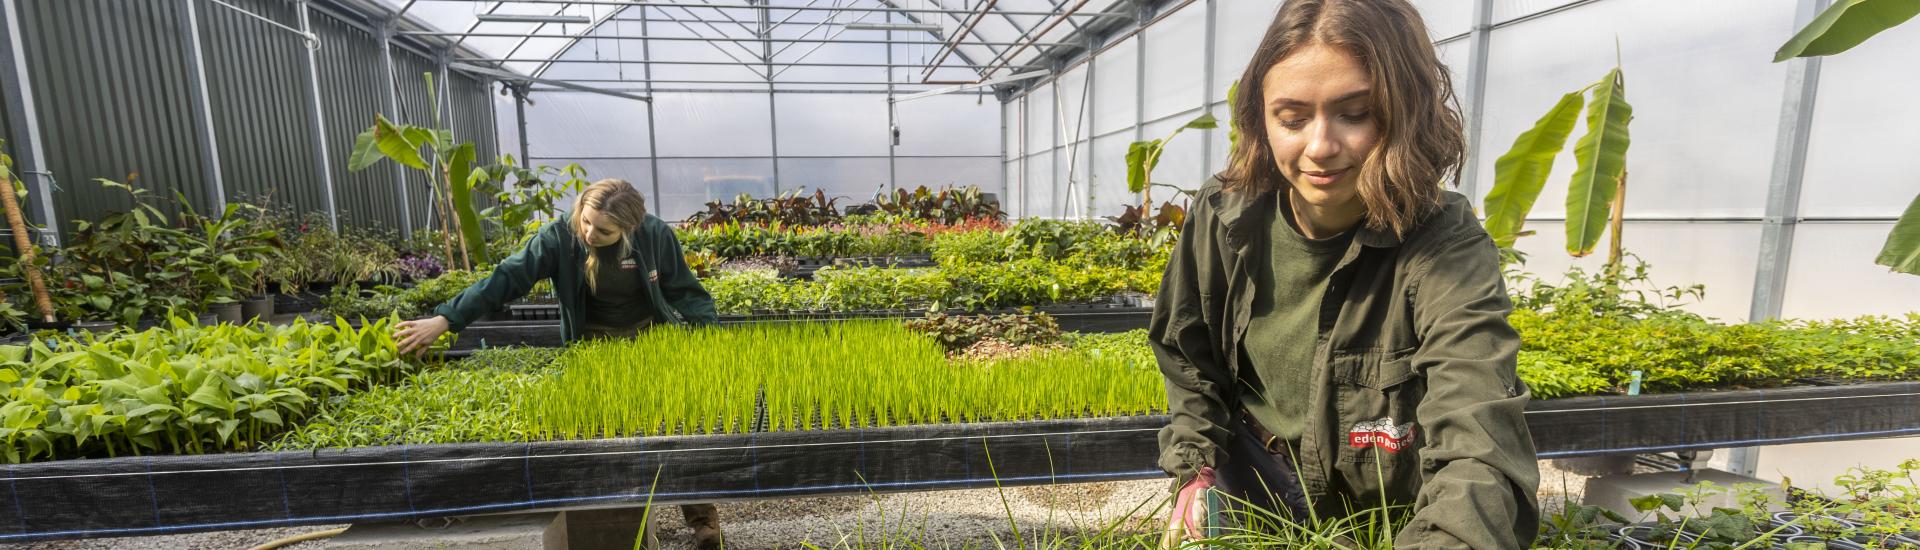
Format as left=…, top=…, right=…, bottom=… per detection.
left=1153, top=0, right=1540, bottom=546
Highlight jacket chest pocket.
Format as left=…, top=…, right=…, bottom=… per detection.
left=1331, top=347, right=1424, bottom=467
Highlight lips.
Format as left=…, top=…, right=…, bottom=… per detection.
left=1300, top=168, right=1348, bottom=186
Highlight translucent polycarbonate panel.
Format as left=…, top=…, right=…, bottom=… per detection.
left=521, top=158, right=653, bottom=215
left=1491, top=0, right=1587, bottom=24
left=1004, top=160, right=1023, bottom=216
left=639, top=15, right=770, bottom=85
left=1141, top=110, right=1212, bottom=194
left=1202, top=102, right=1231, bottom=178
left=1056, top=65, right=1094, bottom=145
left=535, top=158, right=654, bottom=192
left=1004, top=99, right=1021, bottom=159
left=774, top=94, right=889, bottom=157
left=1056, top=139, right=1095, bottom=219
left=522, top=92, right=651, bottom=158
left=895, top=158, right=1004, bottom=197
left=1025, top=84, right=1055, bottom=155
left=1781, top=224, right=1920, bottom=319
left=1507, top=221, right=1764, bottom=322
left=1212, top=0, right=1281, bottom=94
left=1410, top=0, right=1476, bottom=40
left=1434, top=40, right=1472, bottom=145
left=1090, top=133, right=1135, bottom=218
left=1142, top=4, right=1206, bottom=121
left=1474, top=0, right=1793, bottom=218
left=776, top=157, right=892, bottom=203
left=1092, top=37, right=1139, bottom=135
left=655, top=158, right=776, bottom=221
left=495, top=94, right=523, bottom=161
left=1024, top=151, right=1056, bottom=218
left=895, top=94, right=1000, bottom=157
left=538, top=36, right=636, bottom=82
left=651, top=93, right=774, bottom=158
left=1799, top=24, right=1920, bottom=218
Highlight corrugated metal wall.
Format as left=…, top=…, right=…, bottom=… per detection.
left=313, top=10, right=405, bottom=231
left=4, top=0, right=497, bottom=237
left=200, top=0, right=326, bottom=215
left=18, top=0, right=213, bottom=224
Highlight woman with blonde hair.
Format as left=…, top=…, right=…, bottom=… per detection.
left=394, top=178, right=724, bottom=549
left=1153, top=0, right=1539, bottom=546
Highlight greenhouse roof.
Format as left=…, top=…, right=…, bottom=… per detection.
left=363, top=0, right=1135, bottom=90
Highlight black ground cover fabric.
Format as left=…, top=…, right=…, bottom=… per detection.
left=7, top=382, right=1919, bottom=542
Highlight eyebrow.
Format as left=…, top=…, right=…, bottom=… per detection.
left=1269, top=89, right=1372, bottom=109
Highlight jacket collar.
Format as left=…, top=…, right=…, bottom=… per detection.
left=1208, top=183, right=1406, bottom=251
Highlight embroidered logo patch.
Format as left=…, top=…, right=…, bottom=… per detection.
left=647, top=269, right=659, bottom=283
left=1348, top=417, right=1416, bottom=453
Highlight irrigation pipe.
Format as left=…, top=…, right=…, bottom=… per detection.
left=246, top=527, right=347, bottom=550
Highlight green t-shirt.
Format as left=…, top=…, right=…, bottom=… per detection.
left=1238, top=193, right=1355, bottom=441
left=582, top=242, right=655, bottom=331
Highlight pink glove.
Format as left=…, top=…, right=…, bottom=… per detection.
left=1170, top=466, right=1218, bottom=540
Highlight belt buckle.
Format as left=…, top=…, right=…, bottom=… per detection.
left=1263, top=434, right=1287, bottom=455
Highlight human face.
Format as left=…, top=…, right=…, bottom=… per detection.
left=576, top=207, right=623, bottom=248
left=1261, top=42, right=1379, bottom=224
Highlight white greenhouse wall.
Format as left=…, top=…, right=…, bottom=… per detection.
left=999, top=0, right=1918, bottom=324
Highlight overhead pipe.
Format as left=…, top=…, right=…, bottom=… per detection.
left=917, top=0, right=997, bottom=82
left=973, top=0, right=1091, bottom=81
left=924, top=0, right=1091, bottom=85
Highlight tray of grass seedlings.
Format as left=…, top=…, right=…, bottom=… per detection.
left=523, top=321, right=1168, bottom=438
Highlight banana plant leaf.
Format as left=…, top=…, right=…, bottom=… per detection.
left=1775, top=0, right=1920, bottom=62
left=1485, top=91, right=1585, bottom=249
left=447, top=143, right=489, bottom=264
left=1876, top=193, right=1920, bottom=275
left=1565, top=69, right=1632, bottom=257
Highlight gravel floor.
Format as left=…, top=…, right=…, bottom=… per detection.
left=8, top=460, right=1591, bottom=549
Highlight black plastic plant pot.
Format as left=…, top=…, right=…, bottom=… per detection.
left=1615, top=524, right=1698, bottom=550
left=71, top=320, right=118, bottom=333
left=1781, top=535, right=1869, bottom=550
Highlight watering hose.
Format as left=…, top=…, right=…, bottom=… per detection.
left=245, top=527, right=348, bottom=550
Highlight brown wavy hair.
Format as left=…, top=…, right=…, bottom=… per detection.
left=1218, top=0, right=1465, bottom=238
left=569, top=179, right=648, bottom=293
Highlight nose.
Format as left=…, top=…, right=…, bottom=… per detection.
left=1301, top=117, right=1342, bottom=167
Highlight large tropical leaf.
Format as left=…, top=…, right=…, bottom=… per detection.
left=1485, top=91, right=1586, bottom=249
left=1565, top=69, right=1632, bottom=257
left=1775, top=0, right=1920, bottom=62
left=1126, top=140, right=1160, bottom=194
left=1877, top=193, right=1920, bottom=275
left=446, top=143, right=489, bottom=264
left=361, top=115, right=427, bottom=171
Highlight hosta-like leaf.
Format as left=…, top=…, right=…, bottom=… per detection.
left=1566, top=68, right=1632, bottom=257
left=1774, top=0, right=1920, bottom=62
left=1875, top=192, right=1920, bottom=275
left=1485, top=91, right=1585, bottom=249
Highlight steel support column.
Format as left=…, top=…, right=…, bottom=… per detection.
left=180, top=0, right=228, bottom=211
left=759, top=0, right=780, bottom=194
left=296, top=0, right=339, bottom=231
left=1456, top=0, right=1493, bottom=201
left=377, top=22, right=415, bottom=239
left=1733, top=0, right=1830, bottom=477
left=641, top=7, right=662, bottom=204
left=0, top=0, right=58, bottom=247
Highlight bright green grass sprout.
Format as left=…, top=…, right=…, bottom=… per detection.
left=522, top=321, right=1168, bottom=439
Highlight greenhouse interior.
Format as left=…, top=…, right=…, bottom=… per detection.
left=1, top=0, right=1918, bottom=548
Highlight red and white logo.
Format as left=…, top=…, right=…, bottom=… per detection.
left=1348, top=417, right=1416, bottom=453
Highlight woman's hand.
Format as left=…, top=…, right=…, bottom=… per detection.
left=394, top=315, right=451, bottom=356
left=1164, top=466, right=1217, bottom=545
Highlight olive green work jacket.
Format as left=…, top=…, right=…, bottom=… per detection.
left=1152, top=179, right=1540, bottom=548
